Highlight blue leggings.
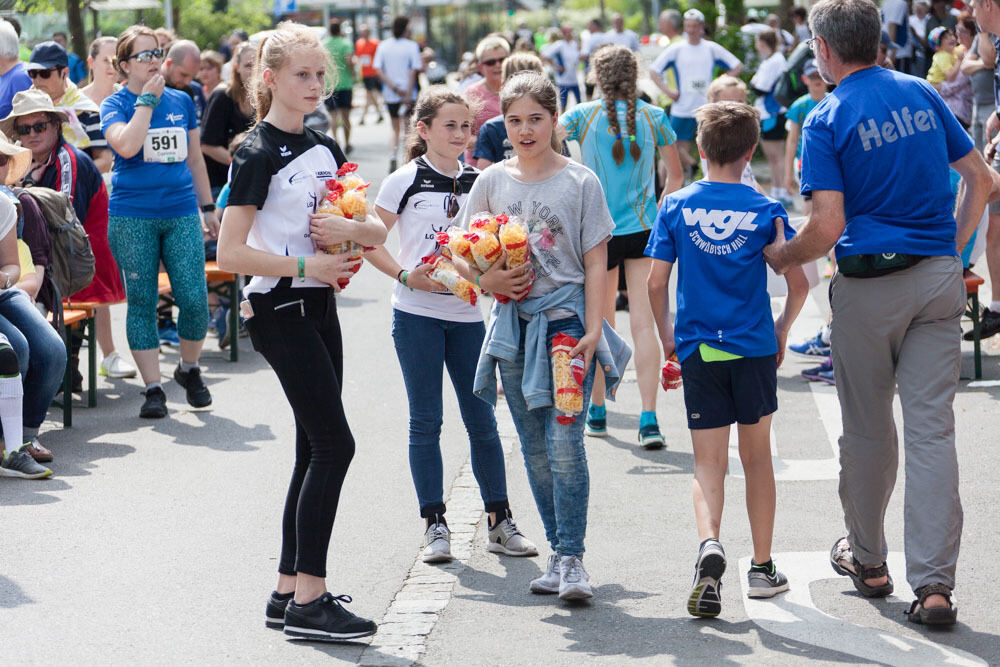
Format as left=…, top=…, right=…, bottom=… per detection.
left=108, top=214, right=209, bottom=350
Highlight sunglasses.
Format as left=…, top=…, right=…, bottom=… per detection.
left=128, top=48, right=164, bottom=63
left=14, top=120, right=54, bottom=136
left=445, top=178, right=462, bottom=219
left=28, top=67, right=63, bottom=80
left=480, top=57, right=505, bottom=68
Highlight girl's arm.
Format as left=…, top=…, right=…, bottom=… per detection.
left=19, top=265, right=43, bottom=300
left=309, top=209, right=388, bottom=248
left=185, top=129, right=220, bottom=238
left=784, top=122, right=801, bottom=192
left=201, top=143, right=232, bottom=165
left=646, top=257, right=675, bottom=360
left=217, top=204, right=360, bottom=287
left=103, top=75, right=165, bottom=158
left=365, top=205, right=442, bottom=292
left=569, top=239, right=608, bottom=374
left=451, top=251, right=534, bottom=299
left=658, top=143, right=684, bottom=200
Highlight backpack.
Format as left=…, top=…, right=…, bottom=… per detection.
left=13, top=186, right=95, bottom=298
left=773, top=41, right=813, bottom=109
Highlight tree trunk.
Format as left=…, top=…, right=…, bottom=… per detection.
left=66, top=0, right=86, bottom=59
left=780, top=0, right=794, bottom=28
left=173, top=0, right=182, bottom=34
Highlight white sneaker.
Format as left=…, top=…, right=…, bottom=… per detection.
left=421, top=522, right=453, bottom=563
left=558, top=555, right=593, bottom=600
left=529, top=554, right=560, bottom=594
left=486, top=512, right=538, bottom=556
left=100, top=351, right=137, bottom=379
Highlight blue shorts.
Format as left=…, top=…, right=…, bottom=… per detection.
left=670, top=115, right=697, bottom=142
left=680, top=351, right=777, bottom=430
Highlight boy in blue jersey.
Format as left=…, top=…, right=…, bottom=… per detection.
left=646, top=101, right=809, bottom=618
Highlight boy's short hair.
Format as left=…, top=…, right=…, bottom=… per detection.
left=706, top=74, right=746, bottom=103
left=696, top=102, right=760, bottom=166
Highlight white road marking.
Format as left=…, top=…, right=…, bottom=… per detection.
left=739, top=552, right=984, bottom=666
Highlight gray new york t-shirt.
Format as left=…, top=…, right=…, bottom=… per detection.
left=457, top=160, right=614, bottom=314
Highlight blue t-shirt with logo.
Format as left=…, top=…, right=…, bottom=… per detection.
left=101, top=87, right=200, bottom=218
left=561, top=99, right=676, bottom=235
left=645, top=181, right=793, bottom=363
left=800, top=66, right=973, bottom=260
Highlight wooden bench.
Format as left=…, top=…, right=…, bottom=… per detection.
left=48, top=306, right=95, bottom=428
left=965, top=271, right=985, bottom=380
left=158, top=261, right=241, bottom=362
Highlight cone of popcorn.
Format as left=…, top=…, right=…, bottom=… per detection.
left=465, top=231, right=502, bottom=273
left=436, top=226, right=474, bottom=263
left=552, top=333, right=585, bottom=425
left=469, top=211, right=500, bottom=236
left=423, top=255, right=479, bottom=305
left=317, top=177, right=367, bottom=289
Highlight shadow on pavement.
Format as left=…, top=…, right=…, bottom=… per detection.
left=871, top=595, right=1000, bottom=664
left=0, top=575, right=34, bottom=608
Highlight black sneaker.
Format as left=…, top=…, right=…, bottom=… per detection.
left=139, top=386, right=168, bottom=419
left=173, top=364, right=212, bottom=408
left=266, top=591, right=293, bottom=629
left=688, top=539, right=726, bottom=618
left=283, top=593, right=377, bottom=641
left=964, top=307, right=1000, bottom=340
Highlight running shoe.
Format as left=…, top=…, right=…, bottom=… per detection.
left=266, top=591, right=293, bottom=629
left=558, top=555, right=593, bottom=601
left=283, top=593, right=377, bottom=641
left=801, top=359, right=833, bottom=383
left=746, top=561, right=790, bottom=598
left=486, top=511, right=538, bottom=556
left=139, top=386, right=168, bottom=419
left=638, top=423, right=665, bottom=449
left=173, top=364, right=212, bottom=408
left=158, top=321, right=179, bottom=346
left=688, top=538, right=726, bottom=617
left=789, top=331, right=830, bottom=358
left=0, top=448, right=52, bottom=479
left=100, top=350, right=137, bottom=379
left=422, top=521, right=453, bottom=563
left=965, top=307, right=1000, bottom=340
left=816, top=367, right=835, bottom=385
left=585, top=416, right=607, bottom=437
left=530, top=554, right=561, bottom=594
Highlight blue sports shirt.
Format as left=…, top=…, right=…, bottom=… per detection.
left=800, top=66, right=973, bottom=260
left=645, top=181, right=793, bottom=362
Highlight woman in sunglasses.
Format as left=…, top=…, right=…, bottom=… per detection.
left=100, top=25, right=219, bottom=420
left=365, top=86, right=537, bottom=564
left=463, top=35, right=511, bottom=164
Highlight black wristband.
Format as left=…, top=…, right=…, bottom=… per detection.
left=396, top=268, right=405, bottom=282
left=200, top=203, right=216, bottom=213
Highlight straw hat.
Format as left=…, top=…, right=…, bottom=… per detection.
left=0, top=88, right=69, bottom=141
left=0, top=130, right=30, bottom=186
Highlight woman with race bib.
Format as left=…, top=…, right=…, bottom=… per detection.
left=101, top=25, right=219, bottom=420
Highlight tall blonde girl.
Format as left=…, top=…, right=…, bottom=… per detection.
left=560, top=44, right=682, bottom=448
left=365, top=86, right=538, bottom=563
left=455, top=72, right=630, bottom=602
left=217, top=21, right=386, bottom=642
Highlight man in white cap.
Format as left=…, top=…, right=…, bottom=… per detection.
left=649, top=8, right=742, bottom=174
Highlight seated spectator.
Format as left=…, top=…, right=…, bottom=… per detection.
left=52, top=32, right=87, bottom=85
left=26, top=40, right=111, bottom=172
left=0, top=130, right=66, bottom=466
left=0, top=19, right=31, bottom=120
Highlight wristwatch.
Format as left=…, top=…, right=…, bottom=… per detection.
left=200, top=203, right=216, bottom=213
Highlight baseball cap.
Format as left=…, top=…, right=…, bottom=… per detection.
left=26, top=41, right=68, bottom=71
left=881, top=29, right=900, bottom=51
left=927, top=26, right=948, bottom=50
left=683, top=8, right=706, bottom=23
left=803, top=59, right=820, bottom=77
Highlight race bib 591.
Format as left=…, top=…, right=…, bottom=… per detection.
left=143, top=126, right=187, bottom=163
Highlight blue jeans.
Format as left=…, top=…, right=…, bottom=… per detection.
left=392, top=309, right=508, bottom=518
left=559, top=85, right=581, bottom=110
left=0, top=289, right=67, bottom=430
left=498, top=316, right=594, bottom=557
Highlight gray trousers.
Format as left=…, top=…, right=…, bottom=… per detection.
left=829, top=255, right=964, bottom=591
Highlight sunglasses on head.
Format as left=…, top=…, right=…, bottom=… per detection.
left=14, top=120, right=53, bottom=136
left=445, top=178, right=462, bottom=219
left=28, top=67, right=63, bottom=80
left=128, top=48, right=164, bottom=63
left=480, top=57, right=505, bottom=67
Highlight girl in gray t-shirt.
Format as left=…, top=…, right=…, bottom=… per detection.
left=456, top=72, right=614, bottom=601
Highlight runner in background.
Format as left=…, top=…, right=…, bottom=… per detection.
left=324, top=18, right=354, bottom=155
left=374, top=16, right=422, bottom=172
left=354, top=24, right=384, bottom=125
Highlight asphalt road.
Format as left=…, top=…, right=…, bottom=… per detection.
left=1, top=112, right=997, bottom=666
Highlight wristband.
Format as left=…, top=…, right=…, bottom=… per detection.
left=135, top=92, right=160, bottom=108
left=475, top=274, right=482, bottom=289
left=200, top=203, right=216, bottom=213
left=396, top=268, right=405, bottom=282
left=401, top=270, right=413, bottom=290
left=297, top=256, right=306, bottom=282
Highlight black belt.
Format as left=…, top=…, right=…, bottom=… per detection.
left=838, top=253, right=926, bottom=278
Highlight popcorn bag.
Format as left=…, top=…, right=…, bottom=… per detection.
left=469, top=211, right=500, bottom=236
left=497, top=214, right=533, bottom=302
left=422, top=255, right=479, bottom=305
left=465, top=231, right=503, bottom=273
left=318, top=168, right=371, bottom=289
left=435, top=226, right=474, bottom=263
left=552, top=333, right=585, bottom=425
left=661, top=355, right=682, bottom=391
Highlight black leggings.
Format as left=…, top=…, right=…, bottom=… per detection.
left=246, top=285, right=355, bottom=578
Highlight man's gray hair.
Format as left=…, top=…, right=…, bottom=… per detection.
left=809, top=0, right=880, bottom=65
left=661, top=9, right=682, bottom=30
left=0, top=20, right=18, bottom=60
left=167, top=39, right=200, bottom=65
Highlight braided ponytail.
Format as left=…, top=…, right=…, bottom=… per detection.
left=604, top=86, right=625, bottom=165
left=625, top=89, right=641, bottom=162
left=592, top=45, right=642, bottom=166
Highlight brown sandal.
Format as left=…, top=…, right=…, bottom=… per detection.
left=829, top=537, right=894, bottom=597
left=905, top=583, right=957, bottom=626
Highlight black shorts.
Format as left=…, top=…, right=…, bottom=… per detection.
left=607, top=229, right=652, bottom=270
left=325, top=89, right=353, bottom=110
left=363, top=76, right=380, bottom=91
left=680, top=351, right=777, bottom=430
left=386, top=102, right=412, bottom=118
left=761, top=113, right=787, bottom=141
